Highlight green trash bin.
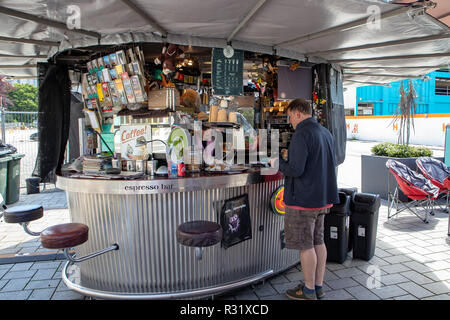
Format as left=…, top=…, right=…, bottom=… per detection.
left=0, top=156, right=12, bottom=203
left=6, top=153, right=24, bottom=205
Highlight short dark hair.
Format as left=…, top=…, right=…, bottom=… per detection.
left=287, top=98, right=312, bottom=115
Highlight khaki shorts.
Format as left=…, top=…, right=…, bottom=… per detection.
left=284, top=206, right=329, bottom=251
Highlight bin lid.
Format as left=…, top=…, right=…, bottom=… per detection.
left=9, top=153, right=25, bottom=160
left=0, top=156, right=12, bottom=163
left=0, top=144, right=17, bottom=157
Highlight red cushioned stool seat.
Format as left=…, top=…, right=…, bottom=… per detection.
left=40, top=223, right=89, bottom=249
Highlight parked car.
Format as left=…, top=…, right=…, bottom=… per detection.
left=30, top=132, right=38, bottom=141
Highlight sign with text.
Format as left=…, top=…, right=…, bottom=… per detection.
left=212, top=48, right=244, bottom=96
left=120, top=125, right=151, bottom=160
left=220, top=194, right=252, bottom=249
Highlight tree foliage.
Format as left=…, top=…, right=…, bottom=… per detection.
left=7, top=83, right=38, bottom=112
left=0, top=76, right=15, bottom=107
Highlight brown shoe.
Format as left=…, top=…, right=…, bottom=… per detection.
left=285, top=284, right=317, bottom=300
left=295, top=281, right=325, bottom=299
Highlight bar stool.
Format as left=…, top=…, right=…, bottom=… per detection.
left=176, top=220, right=222, bottom=260
left=2, top=204, right=44, bottom=236
left=1, top=201, right=118, bottom=262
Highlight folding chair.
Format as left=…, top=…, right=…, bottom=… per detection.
left=386, top=159, right=439, bottom=223
left=416, top=157, right=450, bottom=213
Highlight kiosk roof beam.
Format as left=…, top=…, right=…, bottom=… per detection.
left=0, top=6, right=101, bottom=39
left=227, top=0, right=268, bottom=43
left=330, top=52, right=450, bottom=63
left=0, top=64, right=37, bottom=68
left=343, top=65, right=449, bottom=69
left=308, top=33, right=450, bottom=56
left=0, top=54, right=47, bottom=59
left=345, top=72, right=425, bottom=79
left=345, top=79, right=391, bottom=87
left=120, top=0, right=168, bottom=37
left=276, top=2, right=432, bottom=47
left=0, top=36, right=59, bottom=47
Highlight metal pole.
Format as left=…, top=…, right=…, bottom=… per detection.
left=227, top=0, right=268, bottom=42
left=0, top=6, right=101, bottom=39
left=1, top=97, right=5, bottom=143
left=119, top=0, right=167, bottom=37
left=276, top=5, right=415, bottom=47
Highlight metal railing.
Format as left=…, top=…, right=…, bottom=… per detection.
left=0, top=110, right=38, bottom=188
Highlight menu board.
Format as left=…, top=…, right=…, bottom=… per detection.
left=212, top=48, right=244, bottom=96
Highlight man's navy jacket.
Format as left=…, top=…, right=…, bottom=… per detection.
left=279, top=117, right=339, bottom=209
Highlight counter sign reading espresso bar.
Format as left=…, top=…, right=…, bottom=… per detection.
left=212, top=47, right=244, bottom=96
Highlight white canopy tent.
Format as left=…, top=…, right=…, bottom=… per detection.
left=0, top=0, right=448, bottom=87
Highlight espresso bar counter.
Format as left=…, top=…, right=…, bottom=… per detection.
left=56, top=169, right=297, bottom=299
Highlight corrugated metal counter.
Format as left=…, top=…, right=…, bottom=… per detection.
left=56, top=170, right=298, bottom=299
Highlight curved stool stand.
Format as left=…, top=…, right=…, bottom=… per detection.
left=3, top=205, right=44, bottom=236
left=176, top=220, right=222, bottom=260
left=40, top=223, right=118, bottom=263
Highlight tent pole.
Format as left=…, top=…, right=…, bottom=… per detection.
left=0, top=36, right=60, bottom=47
left=0, top=65, right=37, bottom=68
left=345, top=79, right=391, bottom=86
left=343, top=65, right=449, bottom=70
left=331, top=52, right=450, bottom=63
left=0, top=54, right=47, bottom=59
left=227, top=0, right=268, bottom=43
left=344, top=73, right=426, bottom=79
left=119, top=0, right=167, bottom=37
left=276, top=2, right=433, bottom=47
left=0, top=6, right=101, bottom=39
left=308, top=33, right=450, bottom=56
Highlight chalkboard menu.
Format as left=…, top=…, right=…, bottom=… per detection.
left=212, top=48, right=244, bottom=96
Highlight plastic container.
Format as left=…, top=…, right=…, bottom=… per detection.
left=6, top=153, right=24, bottom=204
left=324, top=192, right=351, bottom=263
left=351, top=193, right=381, bottom=261
left=338, top=187, right=358, bottom=252
left=0, top=156, right=12, bottom=203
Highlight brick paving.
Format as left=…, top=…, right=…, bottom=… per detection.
left=0, top=140, right=449, bottom=300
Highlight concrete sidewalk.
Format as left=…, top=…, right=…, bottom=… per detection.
left=0, top=140, right=449, bottom=300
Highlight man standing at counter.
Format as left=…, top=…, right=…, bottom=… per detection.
left=269, top=98, right=339, bottom=300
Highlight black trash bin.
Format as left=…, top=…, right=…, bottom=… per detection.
left=338, top=187, right=358, bottom=252
left=26, top=177, right=41, bottom=194
left=324, top=192, right=351, bottom=263
left=351, top=193, right=381, bottom=261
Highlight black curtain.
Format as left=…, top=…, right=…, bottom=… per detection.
left=313, top=64, right=346, bottom=166
left=68, top=92, right=84, bottom=161
left=32, top=63, right=71, bottom=182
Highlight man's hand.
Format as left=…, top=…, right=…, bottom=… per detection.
left=281, top=148, right=288, bottom=160
left=269, top=157, right=278, bottom=168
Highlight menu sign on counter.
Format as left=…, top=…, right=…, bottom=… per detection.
left=212, top=48, right=244, bottom=96
left=120, top=125, right=151, bottom=160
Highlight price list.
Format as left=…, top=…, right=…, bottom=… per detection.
left=212, top=48, right=244, bottom=96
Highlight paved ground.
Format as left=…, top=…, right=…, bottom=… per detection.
left=0, top=140, right=449, bottom=300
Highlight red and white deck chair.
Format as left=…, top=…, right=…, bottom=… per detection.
left=416, top=157, right=450, bottom=213
left=386, top=159, right=439, bottom=223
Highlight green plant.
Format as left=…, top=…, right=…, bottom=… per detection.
left=371, top=142, right=432, bottom=158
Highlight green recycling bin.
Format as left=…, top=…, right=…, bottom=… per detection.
left=0, top=156, right=12, bottom=203
left=6, top=153, right=24, bottom=205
